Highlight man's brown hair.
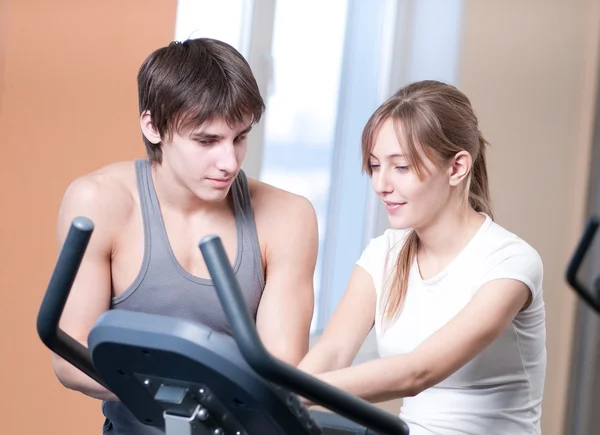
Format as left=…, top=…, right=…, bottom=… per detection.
left=137, top=38, right=265, bottom=163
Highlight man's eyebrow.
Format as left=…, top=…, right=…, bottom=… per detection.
left=190, top=124, right=253, bottom=139
left=191, top=132, right=222, bottom=139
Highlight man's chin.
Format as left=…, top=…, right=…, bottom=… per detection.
left=194, top=187, right=231, bottom=203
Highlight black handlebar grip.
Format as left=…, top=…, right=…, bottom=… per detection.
left=36, top=217, right=107, bottom=388
left=566, top=216, right=600, bottom=314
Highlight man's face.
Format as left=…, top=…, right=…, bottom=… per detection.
left=149, top=115, right=253, bottom=202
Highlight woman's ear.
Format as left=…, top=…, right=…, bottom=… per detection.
left=448, top=151, right=472, bottom=186
left=140, top=110, right=161, bottom=144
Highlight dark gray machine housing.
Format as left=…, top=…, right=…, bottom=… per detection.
left=89, top=310, right=322, bottom=435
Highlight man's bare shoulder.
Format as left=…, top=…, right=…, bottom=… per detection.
left=247, top=178, right=318, bottom=233
left=58, top=160, right=139, bottom=238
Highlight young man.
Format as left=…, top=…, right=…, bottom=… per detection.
left=51, top=38, right=319, bottom=434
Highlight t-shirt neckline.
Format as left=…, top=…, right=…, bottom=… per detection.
left=413, top=213, right=492, bottom=288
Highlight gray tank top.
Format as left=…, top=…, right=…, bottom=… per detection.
left=101, top=158, right=265, bottom=434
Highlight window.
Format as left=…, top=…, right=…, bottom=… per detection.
left=257, top=0, right=405, bottom=335
left=174, top=0, right=464, bottom=351
left=258, top=0, right=349, bottom=332
left=174, top=0, right=252, bottom=57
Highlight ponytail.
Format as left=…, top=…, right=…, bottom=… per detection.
left=381, top=230, right=419, bottom=328
left=469, top=133, right=493, bottom=219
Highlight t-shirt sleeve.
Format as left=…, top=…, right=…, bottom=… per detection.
left=356, top=229, right=408, bottom=297
left=356, top=236, right=380, bottom=277
left=479, top=240, right=544, bottom=303
left=356, top=235, right=386, bottom=297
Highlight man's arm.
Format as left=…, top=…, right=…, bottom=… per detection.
left=254, top=189, right=319, bottom=366
left=51, top=174, right=130, bottom=401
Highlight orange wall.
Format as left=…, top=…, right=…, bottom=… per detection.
left=0, top=1, right=177, bottom=434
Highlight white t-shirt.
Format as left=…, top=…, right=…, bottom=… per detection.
left=356, top=214, right=546, bottom=435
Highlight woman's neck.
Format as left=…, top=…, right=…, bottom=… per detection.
left=415, top=204, right=486, bottom=268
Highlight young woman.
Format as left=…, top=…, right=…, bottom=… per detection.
left=298, top=80, right=546, bottom=435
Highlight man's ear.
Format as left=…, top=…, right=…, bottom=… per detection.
left=140, top=110, right=161, bottom=144
left=448, top=150, right=472, bottom=186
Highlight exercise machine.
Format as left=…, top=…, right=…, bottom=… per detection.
left=36, top=217, right=410, bottom=435
left=566, top=215, right=600, bottom=314
left=564, top=216, right=600, bottom=435
left=37, top=217, right=409, bottom=434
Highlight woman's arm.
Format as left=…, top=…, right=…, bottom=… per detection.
left=297, top=265, right=377, bottom=375
left=310, top=278, right=531, bottom=403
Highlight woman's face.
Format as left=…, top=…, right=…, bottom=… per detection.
left=368, top=119, right=455, bottom=230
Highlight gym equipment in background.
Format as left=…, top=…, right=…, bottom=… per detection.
left=566, top=215, right=600, bottom=315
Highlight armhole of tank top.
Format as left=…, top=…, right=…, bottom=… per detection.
left=101, top=401, right=113, bottom=433
left=235, top=170, right=266, bottom=291
left=111, top=159, right=153, bottom=306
